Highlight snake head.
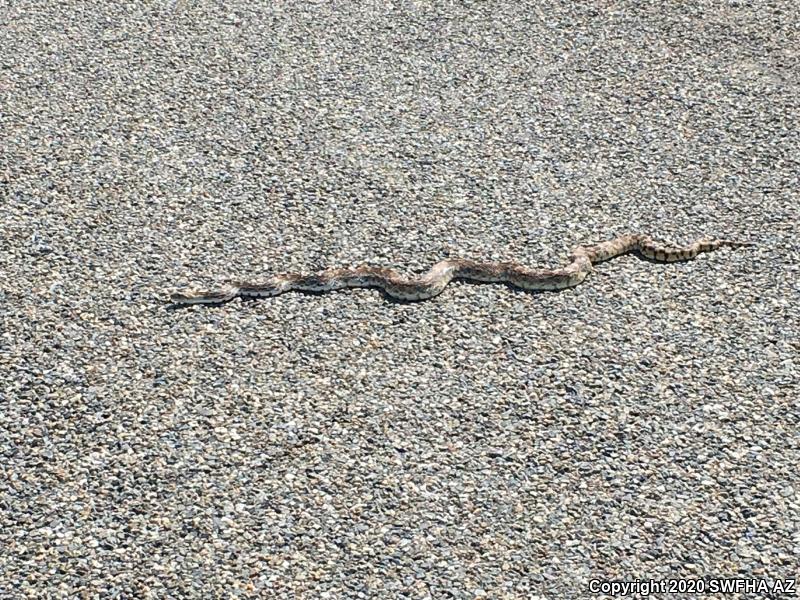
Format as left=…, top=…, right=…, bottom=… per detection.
left=170, top=286, right=237, bottom=305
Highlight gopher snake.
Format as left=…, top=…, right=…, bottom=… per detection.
left=170, top=234, right=752, bottom=305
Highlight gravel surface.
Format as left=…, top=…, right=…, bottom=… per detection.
left=2, top=1, right=798, bottom=598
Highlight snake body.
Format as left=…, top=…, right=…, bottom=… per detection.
left=170, top=234, right=752, bottom=305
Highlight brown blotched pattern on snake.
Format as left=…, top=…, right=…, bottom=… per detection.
left=170, top=234, right=752, bottom=305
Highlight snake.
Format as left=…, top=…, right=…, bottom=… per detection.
left=170, top=234, right=752, bottom=305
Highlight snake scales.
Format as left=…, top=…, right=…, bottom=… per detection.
left=170, top=234, right=752, bottom=305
